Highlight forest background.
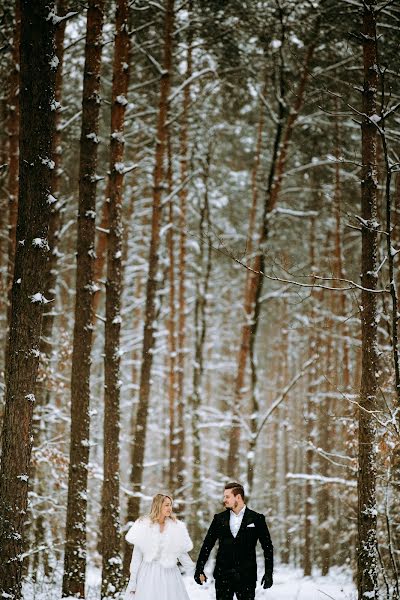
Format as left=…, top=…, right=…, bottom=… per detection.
left=0, top=0, right=400, bottom=599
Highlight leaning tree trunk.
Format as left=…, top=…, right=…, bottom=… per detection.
left=0, top=1, right=56, bottom=597
left=357, top=2, right=379, bottom=599
left=62, top=1, right=104, bottom=597
left=129, top=0, right=175, bottom=521
left=227, top=29, right=318, bottom=476
left=101, top=0, right=130, bottom=595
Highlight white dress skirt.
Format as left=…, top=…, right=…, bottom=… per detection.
left=124, top=546, right=193, bottom=600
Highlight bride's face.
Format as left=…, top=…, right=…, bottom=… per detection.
left=161, top=496, right=172, bottom=519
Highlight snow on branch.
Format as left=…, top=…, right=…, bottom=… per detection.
left=286, top=473, right=356, bottom=487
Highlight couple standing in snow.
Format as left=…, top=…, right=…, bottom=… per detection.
left=124, top=482, right=274, bottom=600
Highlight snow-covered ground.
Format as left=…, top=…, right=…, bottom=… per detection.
left=23, top=564, right=356, bottom=600
left=184, top=565, right=356, bottom=600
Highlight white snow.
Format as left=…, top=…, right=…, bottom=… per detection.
left=30, top=292, right=50, bottom=304
left=114, top=161, right=125, bottom=173
left=49, top=55, right=59, bottom=70
left=271, top=39, right=282, bottom=49
left=47, top=193, right=58, bottom=205
left=22, top=564, right=356, bottom=600
left=86, top=132, right=99, bottom=143
left=32, top=238, right=49, bottom=250
left=40, top=156, right=55, bottom=170
left=116, top=94, right=128, bottom=106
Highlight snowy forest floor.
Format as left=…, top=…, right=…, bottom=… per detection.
left=23, top=564, right=356, bottom=600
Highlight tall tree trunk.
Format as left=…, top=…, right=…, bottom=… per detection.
left=129, top=0, right=175, bottom=521
left=31, top=0, right=67, bottom=576
left=166, top=132, right=178, bottom=493
left=0, top=1, right=56, bottom=597
left=101, top=0, right=130, bottom=596
left=333, top=101, right=350, bottom=388
left=280, top=311, right=290, bottom=564
left=245, top=81, right=267, bottom=493
left=357, top=2, right=379, bottom=598
left=62, top=1, right=104, bottom=596
left=6, top=0, right=20, bottom=298
left=175, top=3, right=193, bottom=491
left=190, top=148, right=212, bottom=546
left=318, top=290, right=333, bottom=577
left=303, top=215, right=319, bottom=577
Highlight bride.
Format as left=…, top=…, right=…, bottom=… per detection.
left=124, top=493, right=194, bottom=600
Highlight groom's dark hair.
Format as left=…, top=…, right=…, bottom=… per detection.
left=225, top=482, right=245, bottom=501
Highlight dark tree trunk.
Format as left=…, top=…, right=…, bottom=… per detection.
left=101, top=0, right=130, bottom=596
left=0, top=1, right=57, bottom=597
left=62, top=1, right=104, bottom=597
left=31, top=0, right=67, bottom=576
left=129, top=0, right=175, bottom=521
left=358, top=2, right=379, bottom=598
left=6, top=0, right=20, bottom=298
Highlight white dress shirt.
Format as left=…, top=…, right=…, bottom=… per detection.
left=229, top=505, right=246, bottom=538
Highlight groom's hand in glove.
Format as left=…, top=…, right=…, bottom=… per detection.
left=194, top=571, right=207, bottom=585
left=261, top=573, right=273, bottom=589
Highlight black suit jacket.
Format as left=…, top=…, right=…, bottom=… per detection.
left=195, top=507, right=273, bottom=586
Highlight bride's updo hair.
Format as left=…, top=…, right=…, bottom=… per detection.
left=148, top=493, right=176, bottom=523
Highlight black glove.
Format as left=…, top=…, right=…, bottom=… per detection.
left=261, top=572, right=273, bottom=589
left=194, top=571, right=207, bottom=585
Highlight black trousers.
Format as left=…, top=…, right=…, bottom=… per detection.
left=215, top=578, right=256, bottom=600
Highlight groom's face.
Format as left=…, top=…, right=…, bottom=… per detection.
left=223, top=489, right=239, bottom=510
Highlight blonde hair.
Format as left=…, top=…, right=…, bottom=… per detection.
left=148, top=493, right=176, bottom=523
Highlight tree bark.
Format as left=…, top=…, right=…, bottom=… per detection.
left=166, top=132, right=178, bottom=493
left=6, top=0, right=20, bottom=298
left=129, top=0, right=175, bottom=521
left=0, top=1, right=56, bottom=597
left=31, top=0, right=67, bottom=575
left=357, top=2, right=379, bottom=598
left=175, top=4, right=193, bottom=491
left=101, top=0, right=130, bottom=596
left=190, top=148, right=212, bottom=545
left=62, top=1, right=104, bottom=596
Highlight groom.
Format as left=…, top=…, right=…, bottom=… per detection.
left=194, top=482, right=273, bottom=600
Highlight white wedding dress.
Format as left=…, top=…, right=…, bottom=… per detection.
left=124, top=527, right=193, bottom=600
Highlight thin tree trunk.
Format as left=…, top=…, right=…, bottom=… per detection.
left=303, top=215, right=319, bottom=577
left=6, top=0, right=20, bottom=298
left=175, top=4, right=193, bottom=490
left=318, top=291, right=333, bottom=576
left=62, top=1, right=104, bottom=596
left=101, top=0, right=130, bottom=596
left=190, top=148, right=212, bottom=545
left=166, top=132, right=178, bottom=493
left=245, top=81, right=267, bottom=493
left=333, top=101, right=350, bottom=388
left=357, top=2, right=379, bottom=598
left=129, top=0, right=175, bottom=521
left=0, top=1, right=56, bottom=597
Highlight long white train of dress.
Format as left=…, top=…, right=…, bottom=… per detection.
left=124, top=546, right=193, bottom=600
